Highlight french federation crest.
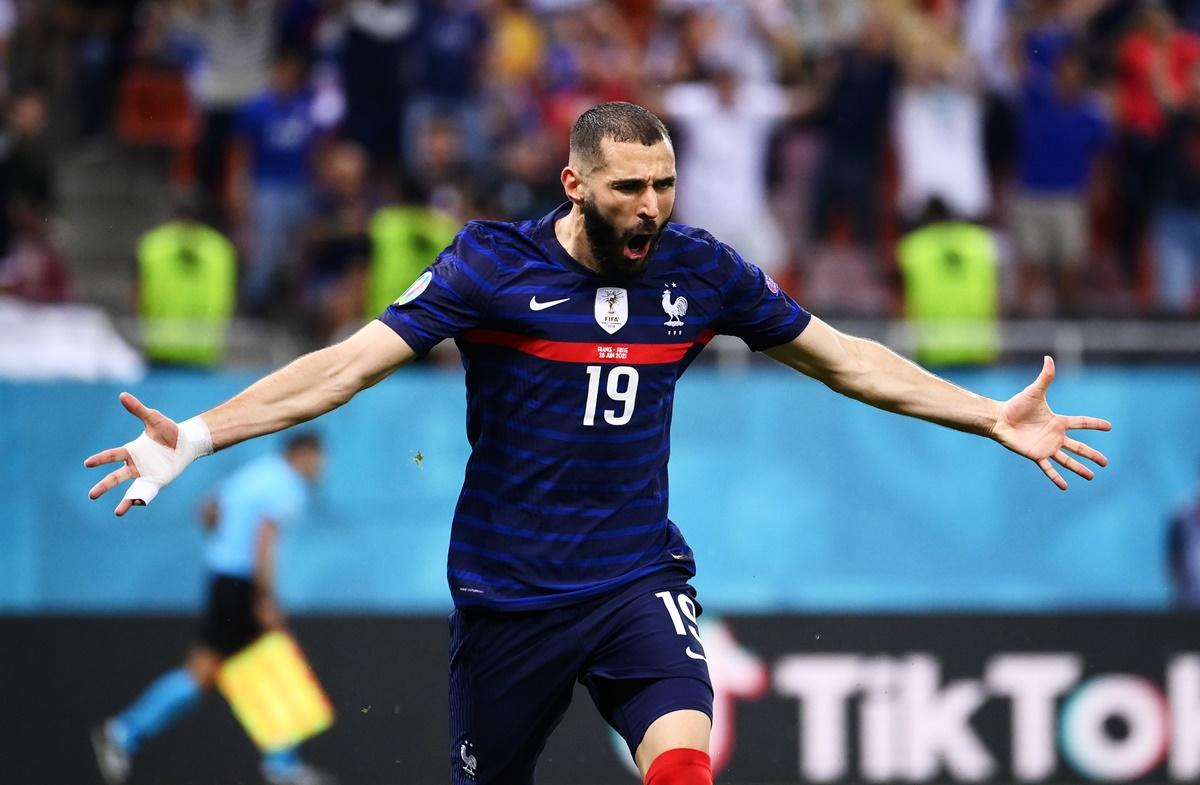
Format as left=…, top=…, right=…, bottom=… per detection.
left=594, top=287, right=628, bottom=335
left=662, top=287, right=688, bottom=327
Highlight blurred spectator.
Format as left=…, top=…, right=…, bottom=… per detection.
left=964, top=0, right=1021, bottom=184
left=116, top=2, right=201, bottom=183
left=897, top=197, right=1000, bottom=367
left=484, top=0, right=544, bottom=88
left=408, top=111, right=477, bottom=218
left=405, top=0, right=489, bottom=168
left=279, top=0, right=323, bottom=52
left=302, top=141, right=373, bottom=342
left=1011, top=45, right=1111, bottom=315
left=540, top=3, right=638, bottom=150
left=0, top=0, right=16, bottom=98
left=1113, top=0, right=1200, bottom=289
left=364, top=185, right=459, bottom=320
left=496, top=128, right=564, bottom=220
left=893, top=16, right=992, bottom=224
left=808, top=10, right=898, bottom=253
left=1167, top=468, right=1200, bottom=609
left=70, top=0, right=124, bottom=145
left=0, top=87, right=54, bottom=257
left=779, top=0, right=868, bottom=57
left=173, top=0, right=278, bottom=203
left=1153, top=59, right=1200, bottom=314
left=232, top=49, right=326, bottom=313
left=136, top=196, right=236, bottom=366
left=661, top=57, right=794, bottom=279
left=337, top=0, right=419, bottom=173
left=0, top=71, right=70, bottom=305
left=0, top=223, right=72, bottom=303
left=644, top=1, right=783, bottom=86
left=1020, top=0, right=1086, bottom=80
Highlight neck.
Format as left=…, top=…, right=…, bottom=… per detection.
left=554, top=203, right=601, bottom=274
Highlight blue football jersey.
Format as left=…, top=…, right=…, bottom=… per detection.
left=380, top=203, right=811, bottom=610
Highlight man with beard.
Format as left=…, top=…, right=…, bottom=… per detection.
left=84, top=102, right=1111, bottom=785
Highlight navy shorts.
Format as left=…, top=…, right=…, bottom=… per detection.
left=448, top=575, right=713, bottom=785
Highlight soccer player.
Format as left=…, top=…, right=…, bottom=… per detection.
left=90, top=434, right=334, bottom=785
left=85, top=102, right=1111, bottom=785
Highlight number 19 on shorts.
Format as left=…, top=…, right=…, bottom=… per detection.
left=583, top=365, right=639, bottom=426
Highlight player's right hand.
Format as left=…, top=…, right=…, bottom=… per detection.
left=84, top=392, right=211, bottom=516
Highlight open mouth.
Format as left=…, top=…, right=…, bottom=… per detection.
left=623, top=233, right=654, bottom=261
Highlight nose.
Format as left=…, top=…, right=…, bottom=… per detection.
left=637, top=187, right=659, bottom=222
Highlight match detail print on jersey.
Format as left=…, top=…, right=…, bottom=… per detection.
left=462, top=329, right=716, bottom=365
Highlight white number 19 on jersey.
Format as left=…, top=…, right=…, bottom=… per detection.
left=583, top=365, right=639, bottom=426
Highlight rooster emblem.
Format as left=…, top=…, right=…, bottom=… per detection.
left=662, top=288, right=688, bottom=327
left=460, top=742, right=478, bottom=778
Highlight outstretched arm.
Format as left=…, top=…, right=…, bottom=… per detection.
left=85, top=320, right=416, bottom=515
left=766, top=317, right=1111, bottom=490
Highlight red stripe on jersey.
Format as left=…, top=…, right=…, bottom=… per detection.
left=463, top=329, right=716, bottom=364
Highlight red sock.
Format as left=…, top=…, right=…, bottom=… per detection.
left=644, top=748, right=712, bottom=785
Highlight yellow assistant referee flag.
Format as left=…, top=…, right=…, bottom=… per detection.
left=217, top=631, right=334, bottom=752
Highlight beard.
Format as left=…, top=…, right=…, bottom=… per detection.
left=581, top=197, right=669, bottom=280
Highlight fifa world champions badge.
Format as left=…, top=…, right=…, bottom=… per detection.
left=594, top=287, right=628, bottom=335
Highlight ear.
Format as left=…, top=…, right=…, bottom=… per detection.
left=561, top=165, right=584, bottom=206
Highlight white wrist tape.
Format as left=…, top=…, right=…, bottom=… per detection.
left=121, top=416, right=213, bottom=506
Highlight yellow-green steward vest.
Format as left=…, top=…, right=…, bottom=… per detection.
left=365, top=205, right=459, bottom=319
left=137, top=220, right=236, bottom=366
left=897, top=221, right=999, bottom=366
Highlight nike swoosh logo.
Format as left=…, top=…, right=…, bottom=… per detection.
left=686, top=647, right=707, bottom=662
left=670, top=552, right=689, bottom=560
left=529, top=296, right=570, bottom=311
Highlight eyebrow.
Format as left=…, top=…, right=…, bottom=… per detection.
left=610, top=176, right=676, bottom=188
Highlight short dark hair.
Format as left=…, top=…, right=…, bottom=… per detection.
left=284, top=432, right=323, bottom=455
left=569, top=102, right=671, bottom=170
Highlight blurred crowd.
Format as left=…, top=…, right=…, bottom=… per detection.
left=3, top=0, right=1200, bottom=364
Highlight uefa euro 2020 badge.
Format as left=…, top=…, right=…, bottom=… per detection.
left=395, top=271, right=433, bottom=306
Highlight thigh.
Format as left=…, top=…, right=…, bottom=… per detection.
left=579, top=585, right=714, bottom=757
left=199, top=575, right=263, bottom=657
left=448, top=608, right=582, bottom=785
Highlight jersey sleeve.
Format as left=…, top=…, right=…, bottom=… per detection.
left=377, top=223, right=498, bottom=355
left=262, top=482, right=306, bottom=527
left=712, top=243, right=811, bottom=351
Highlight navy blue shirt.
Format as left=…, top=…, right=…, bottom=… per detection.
left=236, top=90, right=320, bottom=186
left=1017, top=76, right=1109, bottom=194
left=380, top=204, right=810, bottom=610
left=417, top=4, right=488, bottom=99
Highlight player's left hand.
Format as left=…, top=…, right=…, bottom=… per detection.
left=991, top=356, right=1111, bottom=490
